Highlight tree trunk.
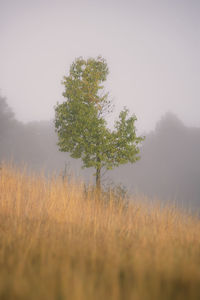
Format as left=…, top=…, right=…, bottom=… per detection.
left=96, top=166, right=101, bottom=192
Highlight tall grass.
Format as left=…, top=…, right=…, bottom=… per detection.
left=0, top=164, right=200, bottom=300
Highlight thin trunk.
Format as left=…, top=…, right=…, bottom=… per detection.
left=96, top=135, right=101, bottom=193
left=96, top=166, right=101, bottom=192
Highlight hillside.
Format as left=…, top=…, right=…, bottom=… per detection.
left=0, top=165, right=200, bottom=299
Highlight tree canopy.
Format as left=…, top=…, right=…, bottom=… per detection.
left=55, top=56, right=144, bottom=190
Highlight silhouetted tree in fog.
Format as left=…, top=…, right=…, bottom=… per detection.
left=0, top=94, right=70, bottom=172
left=0, top=94, right=16, bottom=136
left=0, top=94, right=19, bottom=158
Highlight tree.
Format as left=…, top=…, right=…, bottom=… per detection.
left=0, top=94, right=15, bottom=137
left=55, top=56, right=144, bottom=190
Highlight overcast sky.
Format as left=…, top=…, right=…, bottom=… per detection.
left=0, top=0, right=199, bottom=133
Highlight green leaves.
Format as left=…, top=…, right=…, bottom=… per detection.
left=112, top=108, right=145, bottom=165
left=55, top=56, right=144, bottom=188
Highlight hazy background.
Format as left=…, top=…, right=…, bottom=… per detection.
left=0, top=0, right=200, bottom=210
left=1, top=0, right=200, bottom=132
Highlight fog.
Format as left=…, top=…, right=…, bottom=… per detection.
left=111, top=113, right=200, bottom=210
left=0, top=0, right=200, bottom=133
left=1, top=0, right=200, bottom=210
left=1, top=94, right=200, bottom=211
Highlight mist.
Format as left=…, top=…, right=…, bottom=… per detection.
left=1, top=0, right=200, bottom=210
left=0, top=94, right=200, bottom=211
left=111, top=112, right=200, bottom=210
left=0, top=0, right=200, bottom=133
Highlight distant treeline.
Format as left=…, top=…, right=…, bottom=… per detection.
left=0, top=94, right=200, bottom=210
left=111, top=113, right=200, bottom=210
left=0, top=94, right=75, bottom=173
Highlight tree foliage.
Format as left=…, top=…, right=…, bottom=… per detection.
left=55, top=56, right=144, bottom=189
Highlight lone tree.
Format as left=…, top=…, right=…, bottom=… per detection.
left=55, top=56, right=144, bottom=190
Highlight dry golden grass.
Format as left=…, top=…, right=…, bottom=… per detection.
left=0, top=164, right=200, bottom=300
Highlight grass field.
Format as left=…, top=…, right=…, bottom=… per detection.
left=0, top=164, right=200, bottom=300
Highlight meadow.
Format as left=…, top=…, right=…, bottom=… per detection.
left=0, top=164, right=200, bottom=300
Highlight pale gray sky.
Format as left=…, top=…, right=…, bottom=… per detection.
left=0, top=0, right=199, bottom=132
